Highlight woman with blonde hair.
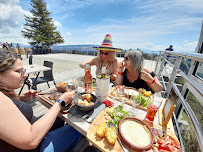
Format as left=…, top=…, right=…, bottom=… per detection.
left=115, top=50, right=162, bottom=93
left=80, top=34, right=122, bottom=82
left=0, top=49, right=80, bottom=152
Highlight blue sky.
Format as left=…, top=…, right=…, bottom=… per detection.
left=0, top=0, right=203, bottom=52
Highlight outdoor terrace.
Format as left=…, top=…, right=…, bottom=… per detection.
left=17, top=50, right=203, bottom=152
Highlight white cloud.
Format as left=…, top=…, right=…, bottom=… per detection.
left=0, top=0, right=29, bottom=44
left=66, top=32, right=71, bottom=37
left=54, top=20, right=62, bottom=27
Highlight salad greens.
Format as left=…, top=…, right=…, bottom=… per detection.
left=107, top=105, right=129, bottom=128
left=133, top=93, right=152, bottom=107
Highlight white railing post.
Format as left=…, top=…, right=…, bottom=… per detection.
left=165, top=56, right=182, bottom=95
left=155, top=51, right=162, bottom=74
left=157, top=52, right=167, bottom=79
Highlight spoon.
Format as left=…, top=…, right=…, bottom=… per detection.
left=109, top=122, right=129, bottom=152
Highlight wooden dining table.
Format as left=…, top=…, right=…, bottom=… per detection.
left=36, top=91, right=178, bottom=152
left=18, top=64, right=51, bottom=95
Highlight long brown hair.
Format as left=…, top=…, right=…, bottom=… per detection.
left=0, top=49, right=21, bottom=99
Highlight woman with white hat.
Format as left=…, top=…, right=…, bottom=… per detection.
left=80, top=34, right=122, bottom=82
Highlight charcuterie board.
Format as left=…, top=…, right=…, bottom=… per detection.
left=87, top=107, right=180, bottom=152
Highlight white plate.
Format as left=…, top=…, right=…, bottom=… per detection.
left=124, top=88, right=139, bottom=96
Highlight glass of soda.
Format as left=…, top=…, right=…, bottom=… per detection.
left=145, top=96, right=163, bottom=122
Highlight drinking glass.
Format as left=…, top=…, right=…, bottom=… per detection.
left=110, top=87, right=116, bottom=102
left=116, top=85, right=125, bottom=107
left=86, top=83, right=93, bottom=93
left=30, top=90, right=34, bottom=102
left=129, top=95, right=140, bottom=115
left=145, top=96, right=162, bottom=122
left=78, top=82, right=85, bottom=93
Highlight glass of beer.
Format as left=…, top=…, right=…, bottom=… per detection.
left=145, top=96, right=162, bottom=122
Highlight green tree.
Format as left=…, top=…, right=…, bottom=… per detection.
left=21, top=0, right=64, bottom=47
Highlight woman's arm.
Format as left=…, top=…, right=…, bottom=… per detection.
left=140, top=67, right=163, bottom=92
left=110, top=60, right=119, bottom=81
left=0, top=91, right=74, bottom=150
left=79, top=57, right=98, bottom=69
left=19, top=90, right=39, bottom=102
left=114, top=62, right=125, bottom=85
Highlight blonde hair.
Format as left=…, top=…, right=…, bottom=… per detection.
left=125, top=50, right=143, bottom=74
left=0, top=49, right=21, bottom=99
left=97, top=50, right=116, bottom=63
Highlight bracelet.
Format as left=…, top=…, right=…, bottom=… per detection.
left=118, top=72, right=123, bottom=75
left=147, top=78, right=155, bottom=84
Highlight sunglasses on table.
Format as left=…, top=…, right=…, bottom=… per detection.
left=124, top=56, right=129, bottom=60
left=100, top=52, right=109, bottom=55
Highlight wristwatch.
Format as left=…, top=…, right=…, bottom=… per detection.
left=56, top=99, right=66, bottom=107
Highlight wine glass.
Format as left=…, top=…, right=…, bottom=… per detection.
left=130, top=95, right=140, bottom=115
left=110, top=86, right=116, bottom=102
left=116, top=85, right=125, bottom=107
left=86, top=83, right=93, bottom=93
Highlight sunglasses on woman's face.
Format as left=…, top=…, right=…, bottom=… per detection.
left=124, top=56, right=129, bottom=60
left=100, top=52, right=109, bottom=55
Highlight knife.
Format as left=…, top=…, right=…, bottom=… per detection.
left=37, top=91, right=58, bottom=95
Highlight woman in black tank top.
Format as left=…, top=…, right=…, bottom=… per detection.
left=115, top=51, right=163, bottom=93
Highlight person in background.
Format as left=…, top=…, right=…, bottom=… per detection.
left=165, top=45, right=174, bottom=51
left=5, top=42, right=9, bottom=49
left=10, top=43, right=13, bottom=48
left=114, top=50, right=163, bottom=93
left=3, top=43, right=8, bottom=50
left=164, top=45, right=174, bottom=65
left=79, top=34, right=122, bottom=82
left=16, top=43, right=20, bottom=49
left=0, top=49, right=81, bottom=152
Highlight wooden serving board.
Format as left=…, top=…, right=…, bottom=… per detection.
left=87, top=107, right=179, bottom=152
left=39, top=94, right=74, bottom=114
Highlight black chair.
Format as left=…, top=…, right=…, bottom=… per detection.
left=31, top=61, right=56, bottom=90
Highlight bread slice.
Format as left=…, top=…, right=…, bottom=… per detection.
left=82, top=94, right=92, bottom=102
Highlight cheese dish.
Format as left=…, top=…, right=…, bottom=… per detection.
left=120, top=120, right=152, bottom=147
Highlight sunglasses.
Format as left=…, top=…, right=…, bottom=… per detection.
left=100, top=52, right=109, bottom=55
left=124, top=56, right=129, bottom=60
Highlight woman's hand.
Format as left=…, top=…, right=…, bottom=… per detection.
left=19, top=90, right=40, bottom=102
left=118, top=61, right=125, bottom=73
left=140, top=70, right=154, bottom=83
left=59, top=91, right=75, bottom=104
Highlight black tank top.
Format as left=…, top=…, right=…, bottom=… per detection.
left=0, top=96, right=40, bottom=152
left=123, top=69, right=156, bottom=93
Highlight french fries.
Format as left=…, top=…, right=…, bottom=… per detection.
left=139, top=88, right=152, bottom=97
left=57, top=82, right=68, bottom=87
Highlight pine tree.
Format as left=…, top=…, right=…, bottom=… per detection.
left=21, top=0, right=64, bottom=47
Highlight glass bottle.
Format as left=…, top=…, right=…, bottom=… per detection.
left=84, top=64, right=93, bottom=93
left=101, top=66, right=106, bottom=79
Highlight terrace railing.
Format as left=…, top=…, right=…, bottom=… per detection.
left=155, top=51, right=203, bottom=152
